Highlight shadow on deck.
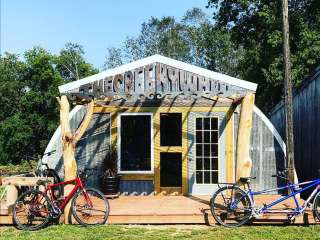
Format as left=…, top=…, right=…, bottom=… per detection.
left=0, top=195, right=318, bottom=225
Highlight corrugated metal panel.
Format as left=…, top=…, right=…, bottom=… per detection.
left=43, top=106, right=87, bottom=176
left=76, top=113, right=111, bottom=188
left=42, top=110, right=111, bottom=190
left=120, top=180, right=154, bottom=195
left=234, top=110, right=285, bottom=191
left=251, top=111, right=285, bottom=190
left=270, top=72, right=320, bottom=184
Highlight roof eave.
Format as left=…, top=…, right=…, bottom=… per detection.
left=58, top=54, right=258, bottom=93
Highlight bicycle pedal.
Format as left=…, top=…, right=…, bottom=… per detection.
left=287, top=214, right=296, bottom=224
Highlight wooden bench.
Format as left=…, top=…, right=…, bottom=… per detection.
left=1, top=176, right=53, bottom=216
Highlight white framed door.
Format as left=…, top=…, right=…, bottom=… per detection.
left=188, top=112, right=226, bottom=195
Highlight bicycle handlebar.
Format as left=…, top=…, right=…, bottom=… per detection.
left=272, top=169, right=289, bottom=178
left=78, top=168, right=100, bottom=181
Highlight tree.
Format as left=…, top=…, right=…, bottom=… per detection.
left=207, top=0, right=320, bottom=111
left=0, top=53, right=27, bottom=122
left=0, top=43, right=97, bottom=165
left=104, top=8, right=243, bottom=78
left=104, top=47, right=123, bottom=70
left=56, top=43, right=98, bottom=82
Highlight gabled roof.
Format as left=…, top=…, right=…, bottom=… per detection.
left=58, top=54, right=257, bottom=93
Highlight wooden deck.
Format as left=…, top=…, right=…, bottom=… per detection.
left=0, top=195, right=318, bottom=225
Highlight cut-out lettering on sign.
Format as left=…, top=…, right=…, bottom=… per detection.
left=74, top=63, right=243, bottom=99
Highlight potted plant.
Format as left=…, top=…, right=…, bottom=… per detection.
left=101, top=146, right=121, bottom=196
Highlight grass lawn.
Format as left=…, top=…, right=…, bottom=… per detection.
left=1, top=225, right=320, bottom=240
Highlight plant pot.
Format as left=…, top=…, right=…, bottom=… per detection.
left=101, top=174, right=121, bottom=195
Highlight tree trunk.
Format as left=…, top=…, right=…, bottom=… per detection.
left=236, top=93, right=255, bottom=181
left=56, top=95, right=94, bottom=224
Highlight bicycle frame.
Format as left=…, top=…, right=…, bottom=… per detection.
left=45, top=177, right=93, bottom=210
left=242, top=179, right=320, bottom=215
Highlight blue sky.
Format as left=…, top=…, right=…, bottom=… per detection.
left=1, top=0, right=210, bottom=69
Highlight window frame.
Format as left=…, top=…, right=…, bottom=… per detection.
left=194, top=116, right=220, bottom=185
left=117, top=112, right=154, bottom=174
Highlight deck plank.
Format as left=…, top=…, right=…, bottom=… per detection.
left=1, top=195, right=318, bottom=225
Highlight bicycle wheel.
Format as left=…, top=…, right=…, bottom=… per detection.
left=71, top=188, right=109, bottom=226
left=13, top=189, right=52, bottom=230
left=312, top=191, right=320, bottom=222
left=210, top=185, right=252, bottom=227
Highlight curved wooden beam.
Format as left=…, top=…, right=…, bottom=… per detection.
left=236, top=93, right=255, bottom=181
left=74, top=100, right=94, bottom=143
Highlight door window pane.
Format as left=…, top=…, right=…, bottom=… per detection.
left=204, top=171, right=211, bottom=184
left=196, top=131, right=203, bottom=143
left=196, top=118, right=202, bottom=130
left=204, top=158, right=210, bottom=170
left=196, top=171, right=203, bottom=184
left=211, top=171, right=218, bottom=183
left=204, top=131, right=210, bottom=142
left=196, top=158, right=203, bottom=170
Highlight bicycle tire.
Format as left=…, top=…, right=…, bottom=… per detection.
left=312, top=190, right=320, bottom=222
left=13, top=189, right=52, bottom=231
left=71, top=188, right=109, bottom=226
left=210, top=185, right=252, bottom=227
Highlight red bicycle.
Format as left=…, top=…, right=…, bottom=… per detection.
left=13, top=169, right=110, bottom=230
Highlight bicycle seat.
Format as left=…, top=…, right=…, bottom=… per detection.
left=239, top=177, right=256, bottom=183
left=36, top=179, right=52, bottom=185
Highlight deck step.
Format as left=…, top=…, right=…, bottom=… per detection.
left=0, top=200, right=8, bottom=215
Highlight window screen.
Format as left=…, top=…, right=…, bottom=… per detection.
left=160, top=113, right=182, bottom=146
left=160, top=152, right=182, bottom=187
left=120, top=115, right=151, bottom=171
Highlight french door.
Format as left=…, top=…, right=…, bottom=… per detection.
left=188, top=112, right=226, bottom=195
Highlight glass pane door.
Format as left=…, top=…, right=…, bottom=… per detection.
left=195, top=117, right=219, bottom=184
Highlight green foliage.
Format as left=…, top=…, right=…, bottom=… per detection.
left=104, top=8, right=243, bottom=77
left=207, top=0, right=320, bottom=111
left=55, top=43, right=98, bottom=81
left=0, top=43, right=96, bottom=165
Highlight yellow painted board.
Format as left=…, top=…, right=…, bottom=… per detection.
left=95, top=105, right=234, bottom=195
left=225, top=108, right=235, bottom=183
left=121, top=175, right=154, bottom=181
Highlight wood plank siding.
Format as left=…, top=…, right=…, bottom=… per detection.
left=270, top=70, right=320, bottom=189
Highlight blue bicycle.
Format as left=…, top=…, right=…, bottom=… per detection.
left=210, top=169, right=320, bottom=227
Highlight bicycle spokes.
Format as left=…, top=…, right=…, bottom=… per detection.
left=72, top=189, right=109, bottom=225
left=211, top=186, right=252, bottom=227
left=13, top=190, right=51, bottom=230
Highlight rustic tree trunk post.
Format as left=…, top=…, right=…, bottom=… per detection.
left=56, top=95, right=94, bottom=224
left=282, top=0, right=295, bottom=182
left=236, top=93, right=255, bottom=180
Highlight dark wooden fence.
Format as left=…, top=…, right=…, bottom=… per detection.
left=270, top=69, right=320, bottom=184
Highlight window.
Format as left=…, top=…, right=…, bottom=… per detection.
left=160, top=113, right=182, bottom=146
left=195, top=117, right=219, bottom=184
left=119, top=114, right=152, bottom=172
left=160, top=152, right=182, bottom=187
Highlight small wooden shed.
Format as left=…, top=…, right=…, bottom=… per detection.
left=43, top=55, right=286, bottom=195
